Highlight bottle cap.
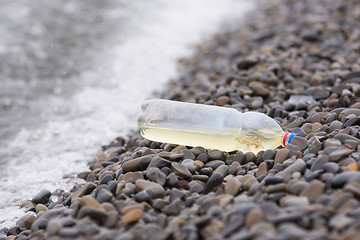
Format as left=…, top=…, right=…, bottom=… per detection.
left=282, top=132, right=299, bottom=147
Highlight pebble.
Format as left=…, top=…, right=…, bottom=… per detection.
left=329, top=148, right=353, bottom=162
left=208, top=151, right=226, bottom=161
left=203, top=173, right=223, bottom=194
left=77, top=206, right=107, bottom=223
left=300, top=180, right=325, bottom=202
left=171, top=162, right=192, bottom=178
left=80, top=196, right=105, bottom=210
left=240, top=175, right=258, bottom=191
left=324, top=138, right=341, bottom=148
left=205, top=160, right=225, bottom=170
left=166, top=173, right=179, bottom=188
left=274, top=149, right=290, bottom=165
left=216, top=96, right=229, bottom=106
left=31, top=189, right=51, bottom=205
left=245, top=208, right=263, bottom=228
left=122, top=156, right=145, bottom=172
left=46, top=219, right=62, bottom=236
left=256, top=162, right=267, bottom=177
left=35, top=204, right=48, bottom=213
left=280, top=159, right=306, bottom=182
left=162, top=199, right=185, bottom=215
left=146, top=167, right=166, bottom=186
left=181, top=159, right=196, bottom=173
left=332, top=172, right=360, bottom=188
left=121, top=209, right=143, bottom=224
left=135, top=179, right=165, bottom=197
left=225, top=177, right=241, bottom=196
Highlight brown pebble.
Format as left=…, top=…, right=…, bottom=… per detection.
left=300, top=180, right=325, bottom=202
left=256, top=162, right=267, bottom=177
left=274, top=149, right=290, bottom=165
left=224, top=177, right=241, bottom=196
left=80, top=196, right=105, bottom=211
left=121, top=208, right=143, bottom=224
left=24, top=214, right=37, bottom=229
left=35, top=204, right=48, bottom=213
left=245, top=208, right=264, bottom=228
left=216, top=96, right=229, bottom=106
left=120, top=204, right=144, bottom=215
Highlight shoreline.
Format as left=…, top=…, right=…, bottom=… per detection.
left=3, top=0, right=360, bottom=239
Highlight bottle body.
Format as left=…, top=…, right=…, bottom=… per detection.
left=138, top=99, right=285, bottom=153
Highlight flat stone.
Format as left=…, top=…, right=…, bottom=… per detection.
left=147, top=157, right=171, bottom=169
left=332, top=172, right=360, bottom=188
left=208, top=151, right=226, bottom=161
left=35, top=204, right=48, bottom=213
left=329, top=120, right=343, bottom=132
left=256, top=162, right=268, bottom=177
left=172, top=162, right=192, bottom=178
left=121, top=208, right=143, bottom=224
left=245, top=152, right=256, bottom=163
left=334, top=134, right=360, bottom=144
left=282, top=196, right=309, bottom=207
left=135, top=179, right=165, bottom=197
left=166, top=173, right=178, bottom=188
left=31, top=189, right=51, bottom=205
left=245, top=208, right=263, bottom=228
left=216, top=96, right=230, bottom=106
left=329, top=148, right=353, bottom=162
left=265, top=176, right=283, bottom=185
left=280, top=159, right=306, bottom=182
left=252, top=85, right=270, bottom=97
left=96, top=188, right=113, bottom=203
left=203, top=172, right=223, bottom=194
left=229, top=161, right=242, bottom=175
left=162, top=198, right=185, bottom=215
left=262, top=149, right=275, bottom=160
left=234, top=151, right=246, bottom=164
left=225, top=177, right=241, bottom=196
left=240, top=175, right=258, bottom=191
left=274, top=149, right=290, bottom=165
left=197, top=152, right=208, bottom=163
left=214, top=165, right=229, bottom=177
left=182, top=150, right=196, bottom=160
left=205, top=160, right=225, bottom=170
left=122, top=156, right=152, bottom=172
left=77, top=206, right=107, bottom=223
left=146, top=167, right=166, bottom=186
left=59, top=228, right=79, bottom=238
left=309, top=137, right=322, bottom=154
left=286, top=117, right=304, bottom=129
left=300, top=180, right=325, bottom=202
left=24, top=215, right=37, bottom=229
left=310, top=156, right=329, bottom=171
left=71, top=182, right=97, bottom=202
left=80, top=196, right=105, bottom=210
left=323, top=162, right=339, bottom=173
left=46, top=219, right=62, bottom=236
left=181, top=159, right=195, bottom=173
left=189, top=180, right=204, bottom=194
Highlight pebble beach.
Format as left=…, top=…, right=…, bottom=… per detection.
left=3, top=0, right=360, bottom=239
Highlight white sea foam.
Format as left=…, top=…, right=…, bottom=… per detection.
left=0, top=0, right=253, bottom=229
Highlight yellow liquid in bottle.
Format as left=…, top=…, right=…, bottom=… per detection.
left=140, top=125, right=282, bottom=154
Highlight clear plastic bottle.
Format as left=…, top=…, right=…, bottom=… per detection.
left=138, top=99, right=297, bottom=153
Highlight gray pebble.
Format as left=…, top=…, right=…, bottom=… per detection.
left=31, top=189, right=51, bottom=205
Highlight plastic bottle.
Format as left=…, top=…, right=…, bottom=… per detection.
left=138, top=99, right=298, bottom=153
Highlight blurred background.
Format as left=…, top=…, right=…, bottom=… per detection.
left=0, top=0, right=252, bottom=228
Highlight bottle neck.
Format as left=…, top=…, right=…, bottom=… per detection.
left=282, top=132, right=299, bottom=147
